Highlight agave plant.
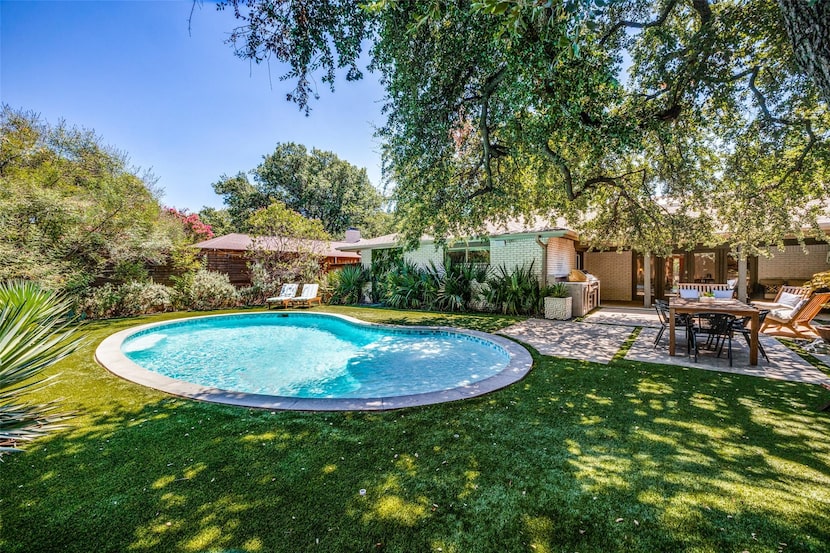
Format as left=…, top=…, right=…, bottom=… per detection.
left=0, top=281, right=82, bottom=455
left=384, top=260, right=439, bottom=309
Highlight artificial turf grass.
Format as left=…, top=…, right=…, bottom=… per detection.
left=2, top=307, right=830, bottom=553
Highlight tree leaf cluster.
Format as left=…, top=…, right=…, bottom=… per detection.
left=211, top=142, right=393, bottom=238
left=0, top=107, right=166, bottom=291
left=217, top=1, right=830, bottom=256
left=0, top=106, right=208, bottom=293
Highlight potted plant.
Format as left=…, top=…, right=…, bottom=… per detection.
left=544, top=282, right=572, bottom=320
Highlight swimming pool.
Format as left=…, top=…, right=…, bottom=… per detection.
left=95, top=312, right=533, bottom=411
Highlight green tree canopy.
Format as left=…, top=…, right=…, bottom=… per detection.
left=0, top=106, right=167, bottom=291
left=212, top=142, right=392, bottom=238
left=216, top=0, right=829, bottom=256
left=246, top=201, right=332, bottom=284
left=197, top=206, right=235, bottom=236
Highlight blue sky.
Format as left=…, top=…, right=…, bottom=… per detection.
left=1, top=0, right=386, bottom=211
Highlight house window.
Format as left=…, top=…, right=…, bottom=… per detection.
left=446, top=243, right=490, bottom=265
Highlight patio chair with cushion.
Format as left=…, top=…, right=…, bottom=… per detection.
left=761, top=292, right=830, bottom=339
left=290, top=283, right=322, bottom=308
left=265, top=283, right=299, bottom=309
left=751, top=286, right=810, bottom=311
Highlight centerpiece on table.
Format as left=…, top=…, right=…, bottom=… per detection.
left=700, top=291, right=715, bottom=302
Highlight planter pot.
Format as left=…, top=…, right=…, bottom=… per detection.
left=815, top=325, right=830, bottom=343
left=544, top=296, right=572, bottom=320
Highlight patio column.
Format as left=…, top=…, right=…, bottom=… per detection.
left=643, top=252, right=652, bottom=307
left=737, top=246, right=748, bottom=303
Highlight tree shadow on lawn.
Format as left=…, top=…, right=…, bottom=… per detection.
left=2, top=356, right=830, bottom=552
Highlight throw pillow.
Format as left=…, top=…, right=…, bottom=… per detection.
left=679, top=289, right=700, bottom=299
left=777, top=291, right=802, bottom=308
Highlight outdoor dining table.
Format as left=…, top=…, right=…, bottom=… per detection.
left=669, top=298, right=761, bottom=365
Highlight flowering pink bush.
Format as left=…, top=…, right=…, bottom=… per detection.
left=166, top=207, right=214, bottom=240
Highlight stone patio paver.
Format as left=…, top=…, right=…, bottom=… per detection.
left=499, top=318, right=634, bottom=364
left=499, top=307, right=830, bottom=386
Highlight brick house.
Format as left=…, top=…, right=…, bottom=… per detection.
left=336, top=217, right=830, bottom=305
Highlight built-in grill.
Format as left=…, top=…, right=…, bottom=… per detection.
left=562, top=270, right=600, bottom=317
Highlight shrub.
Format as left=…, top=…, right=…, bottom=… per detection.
left=80, top=283, right=122, bottom=319
left=330, top=264, right=367, bottom=305
left=117, top=281, right=173, bottom=316
left=485, top=262, right=545, bottom=315
left=432, top=261, right=488, bottom=312
left=807, top=270, right=830, bottom=293
left=79, top=281, right=175, bottom=319
left=175, top=269, right=240, bottom=310
left=239, top=262, right=281, bottom=306
left=384, top=261, right=438, bottom=309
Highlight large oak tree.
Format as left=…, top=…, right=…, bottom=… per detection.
left=212, top=142, right=392, bottom=238
left=214, top=0, right=829, bottom=255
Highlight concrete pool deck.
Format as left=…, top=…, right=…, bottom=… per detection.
left=499, top=306, right=830, bottom=386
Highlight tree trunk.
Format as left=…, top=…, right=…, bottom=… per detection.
left=778, top=0, right=830, bottom=104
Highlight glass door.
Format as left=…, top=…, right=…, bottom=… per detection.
left=635, top=254, right=656, bottom=298
left=664, top=254, right=685, bottom=296
left=693, top=252, right=716, bottom=283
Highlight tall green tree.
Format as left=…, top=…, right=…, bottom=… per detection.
left=197, top=206, right=235, bottom=236
left=212, top=142, right=389, bottom=237
left=215, top=1, right=830, bottom=255
left=0, top=106, right=165, bottom=291
left=246, top=201, right=332, bottom=285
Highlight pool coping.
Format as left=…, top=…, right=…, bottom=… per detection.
left=94, top=311, right=534, bottom=411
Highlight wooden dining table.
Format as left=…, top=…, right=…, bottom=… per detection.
left=669, top=298, right=761, bottom=365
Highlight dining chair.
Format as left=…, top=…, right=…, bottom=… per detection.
left=690, top=313, right=735, bottom=366
left=654, top=300, right=693, bottom=352
left=726, top=309, right=770, bottom=362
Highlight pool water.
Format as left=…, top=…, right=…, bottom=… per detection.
left=121, top=313, right=510, bottom=399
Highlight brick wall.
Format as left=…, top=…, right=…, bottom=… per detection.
left=585, top=251, right=633, bottom=301
left=490, top=237, right=544, bottom=281
left=546, top=237, right=577, bottom=279
left=757, top=243, right=830, bottom=282
left=403, top=243, right=444, bottom=269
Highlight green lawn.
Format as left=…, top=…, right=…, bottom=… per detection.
left=2, top=306, right=829, bottom=553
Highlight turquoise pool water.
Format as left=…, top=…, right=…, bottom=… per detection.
left=121, top=313, right=510, bottom=399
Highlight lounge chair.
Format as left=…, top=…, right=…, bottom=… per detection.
left=751, top=285, right=810, bottom=311
left=265, top=283, right=299, bottom=309
left=290, top=283, right=322, bottom=308
left=761, top=292, right=830, bottom=338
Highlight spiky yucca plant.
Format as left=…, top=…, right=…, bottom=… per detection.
left=485, top=262, right=544, bottom=316
left=0, top=281, right=82, bottom=455
left=330, top=264, right=367, bottom=305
